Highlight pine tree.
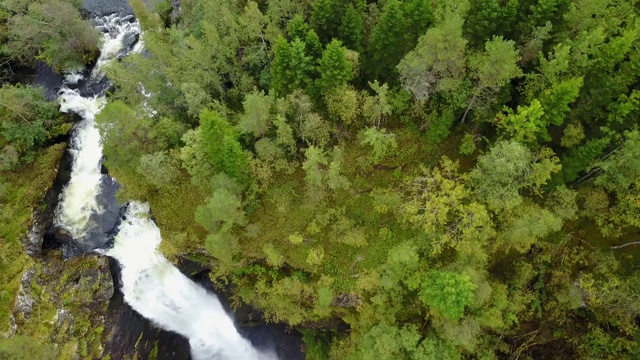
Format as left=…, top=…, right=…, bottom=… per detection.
left=317, top=39, right=353, bottom=95
left=365, top=0, right=406, bottom=81
left=465, top=0, right=518, bottom=48
left=305, top=29, right=323, bottom=60
left=287, top=14, right=309, bottom=41
left=338, top=1, right=365, bottom=52
left=403, top=0, right=435, bottom=47
left=270, top=36, right=312, bottom=96
left=199, top=109, right=248, bottom=179
left=310, top=0, right=342, bottom=44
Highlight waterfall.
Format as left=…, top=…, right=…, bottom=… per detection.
left=55, top=14, right=275, bottom=360
left=55, top=14, right=140, bottom=239
left=107, top=203, right=276, bottom=360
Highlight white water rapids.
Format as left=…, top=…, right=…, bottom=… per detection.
left=107, top=203, right=276, bottom=360
left=54, top=14, right=275, bottom=360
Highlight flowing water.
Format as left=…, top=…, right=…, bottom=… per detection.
left=106, top=203, right=276, bottom=360
left=54, top=14, right=276, bottom=360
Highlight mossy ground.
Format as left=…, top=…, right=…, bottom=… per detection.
left=0, top=143, right=65, bottom=335
left=0, top=144, right=114, bottom=359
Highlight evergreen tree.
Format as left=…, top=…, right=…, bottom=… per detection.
left=338, top=1, right=365, bottom=52
left=305, top=29, right=323, bottom=59
left=310, top=0, right=342, bottom=44
left=317, top=40, right=353, bottom=95
left=403, top=0, right=435, bottom=47
left=465, top=0, right=518, bottom=48
left=199, top=109, right=248, bottom=179
left=287, top=14, right=309, bottom=40
left=365, top=0, right=406, bottom=81
left=270, top=36, right=313, bottom=96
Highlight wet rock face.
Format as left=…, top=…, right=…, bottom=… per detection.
left=82, top=0, right=133, bottom=17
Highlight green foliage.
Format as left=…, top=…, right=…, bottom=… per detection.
left=195, top=188, right=246, bottom=233
left=497, top=100, right=546, bottom=144
left=238, top=90, right=273, bottom=137
left=360, top=127, right=397, bottom=164
left=310, top=0, right=342, bottom=44
left=302, top=330, right=333, bottom=360
left=561, top=122, right=585, bottom=148
left=137, top=150, right=183, bottom=189
left=287, top=13, right=309, bottom=40
left=471, top=36, right=522, bottom=92
left=325, top=86, right=359, bottom=124
left=362, top=81, right=392, bottom=127
left=397, top=14, right=467, bottom=103
left=365, top=0, right=406, bottom=80
left=459, top=133, right=477, bottom=155
left=338, top=1, right=365, bottom=52
left=0, top=84, right=63, bottom=169
left=35, top=1, right=640, bottom=359
left=270, top=36, right=313, bottom=96
left=594, top=131, right=640, bottom=193
left=3, top=0, right=100, bottom=71
left=556, top=137, right=610, bottom=184
left=302, top=145, right=328, bottom=189
left=199, top=109, right=248, bottom=180
left=0, top=335, right=56, bottom=359
left=419, top=271, right=476, bottom=320
left=317, top=39, right=353, bottom=95
left=465, top=0, right=518, bottom=47
left=471, top=141, right=560, bottom=211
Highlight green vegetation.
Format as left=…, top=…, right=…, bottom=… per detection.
left=92, top=0, right=640, bottom=358
left=4, top=0, right=640, bottom=359
left=0, top=0, right=100, bottom=74
left=0, top=143, right=65, bottom=334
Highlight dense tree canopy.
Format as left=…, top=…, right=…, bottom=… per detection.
left=6, top=0, right=640, bottom=359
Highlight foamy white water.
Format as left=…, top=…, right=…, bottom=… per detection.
left=107, top=203, right=277, bottom=360
left=55, top=15, right=141, bottom=238
left=55, top=90, right=106, bottom=237
left=93, top=14, right=142, bottom=78
left=55, top=13, right=274, bottom=360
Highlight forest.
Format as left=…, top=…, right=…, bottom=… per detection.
left=3, top=0, right=640, bottom=358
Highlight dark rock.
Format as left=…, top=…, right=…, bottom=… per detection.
left=121, top=32, right=138, bottom=51
left=23, top=143, right=72, bottom=257
left=82, top=0, right=133, bottom=17
left=32, top=62, right=65, bottom=101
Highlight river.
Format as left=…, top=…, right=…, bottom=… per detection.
left=52, top=11, right=283, bottom=360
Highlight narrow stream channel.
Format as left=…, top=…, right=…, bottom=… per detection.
left=53, top=13, right=277, bottom=360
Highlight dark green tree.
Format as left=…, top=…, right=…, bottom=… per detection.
left=338, top=1, right=365, bottom=52
left=465, top=0, right=518, bottom=48
left=317, top=40, right=353, bottom=95
left=270, top=36, right=313, bottom=96
left=365, top=0, right=406, bottom=81
left=310, top=0, right=342, bottom=44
